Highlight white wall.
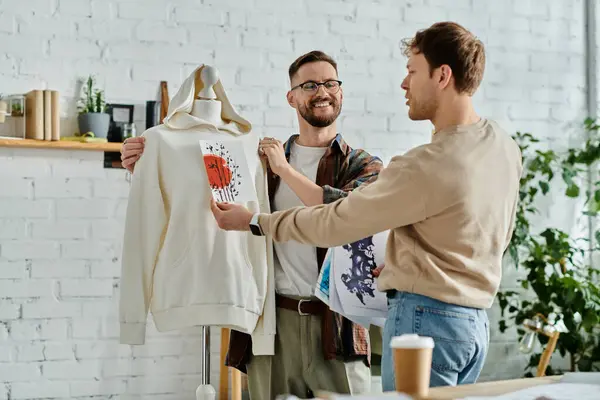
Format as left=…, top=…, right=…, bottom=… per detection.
left=0, top=149, right=217, bottom=400
left=0, top=0, right=589, bottom=398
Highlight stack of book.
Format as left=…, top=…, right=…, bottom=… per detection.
left=25, top=89, right=60, bottom=141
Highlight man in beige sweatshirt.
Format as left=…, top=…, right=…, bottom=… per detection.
left=212, top=22, right=523, bottom=391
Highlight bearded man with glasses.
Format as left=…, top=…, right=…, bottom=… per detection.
left=120, top=50, right=383, bottom=399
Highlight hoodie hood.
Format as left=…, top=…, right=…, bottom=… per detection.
left=163, top=64, right=251, bottom=135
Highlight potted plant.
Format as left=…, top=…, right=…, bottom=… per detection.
left=11, top=101, right=23, bottom=117
left=0, top=94, right=7, bottom=123
left=77, top=75, right=109, bottom=138
left=498, top=124, right=600, bottom=376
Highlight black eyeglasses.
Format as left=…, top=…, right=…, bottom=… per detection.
left=291, top=80, right=342, bottom=94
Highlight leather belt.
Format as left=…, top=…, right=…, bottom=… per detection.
left=275, top=294, right=326, bottom=316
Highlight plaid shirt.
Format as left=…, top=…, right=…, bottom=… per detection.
left=226, top=133, right=383, bottom=373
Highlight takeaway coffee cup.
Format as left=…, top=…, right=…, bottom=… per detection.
left=390, top=334, right=435, bottom=398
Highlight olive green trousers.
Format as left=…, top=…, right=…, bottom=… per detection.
left=246, top=306, right=371, bottom=399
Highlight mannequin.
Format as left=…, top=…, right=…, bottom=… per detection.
left=120, top=62, right=272, bottom=400
left=190, top=65, right=244, bottom=400
left=192, top=66, right=222, bottom=125
left=193, top=65, right=219, bottom=400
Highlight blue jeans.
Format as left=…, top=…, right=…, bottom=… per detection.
left=382, top=291, right=489, bottom=391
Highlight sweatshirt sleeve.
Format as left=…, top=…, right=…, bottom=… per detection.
left=119, top=137, right=167, bottom=345
left=258, top=155, right=427, bottom=248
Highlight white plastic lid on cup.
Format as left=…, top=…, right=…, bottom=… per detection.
left=390, top=334, right=435, bottom=349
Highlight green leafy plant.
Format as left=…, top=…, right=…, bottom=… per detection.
left=499, top=121, right=600, bottom=376
left=11, top=102, right=22, bottom=116
left=78, top=75, right=106, bottom=114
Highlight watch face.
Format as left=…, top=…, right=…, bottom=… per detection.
left=250, top=224, right=262, bottom=236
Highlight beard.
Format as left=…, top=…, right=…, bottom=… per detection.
left=407, top=92, right=437, bottom=121
left=298, top=96, right=342, bottom=128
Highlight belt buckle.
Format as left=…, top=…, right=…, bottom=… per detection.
left=297, top=299, right=309, bottom=316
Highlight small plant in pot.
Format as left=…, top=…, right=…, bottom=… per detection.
left=77, top=75, right=109, bottom=138
left=11, top=101, right=23, bottom=117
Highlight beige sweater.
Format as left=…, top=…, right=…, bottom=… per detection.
left=258, top=119, right=522, bottom=309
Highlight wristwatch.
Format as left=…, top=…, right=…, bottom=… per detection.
left=249, top=213, right=264, bottom=236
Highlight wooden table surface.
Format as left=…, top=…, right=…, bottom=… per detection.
left=424, top=375, right=561, bottom=399
left=317, top=375, right=562, bottom=399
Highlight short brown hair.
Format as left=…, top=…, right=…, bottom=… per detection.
left=402, top=22, right=485, bottom=95
left=288, top=50, right=338, bottom=81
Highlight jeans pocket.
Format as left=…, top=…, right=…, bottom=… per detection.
left=413, top=306, right=476, bottom=373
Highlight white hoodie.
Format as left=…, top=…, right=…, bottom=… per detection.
left=119, top=66, right=275, bottom=355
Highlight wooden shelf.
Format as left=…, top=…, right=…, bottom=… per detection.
left=0, top=138, right=122, bottom=152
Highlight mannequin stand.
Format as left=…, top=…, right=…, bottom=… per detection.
left=193, top=65, right=218, bottom=400
left=191, top=65, right=242, bottom=400
left=196, top=326, right=216, bottom=400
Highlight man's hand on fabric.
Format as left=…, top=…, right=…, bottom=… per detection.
left=372, top=263, right=385, bottom=278
left=210, top=199, right=253, bottom=232
left=121, top=136, right=145, bottom=173
left=259, top=137, right=290, bottom=177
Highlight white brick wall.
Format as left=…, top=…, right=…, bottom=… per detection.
left=0, top=148, right=221, bottom=399
left=0, top=0, right=589, bottom=397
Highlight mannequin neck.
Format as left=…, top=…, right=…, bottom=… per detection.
left=191, top=99, right=222, bottom=126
